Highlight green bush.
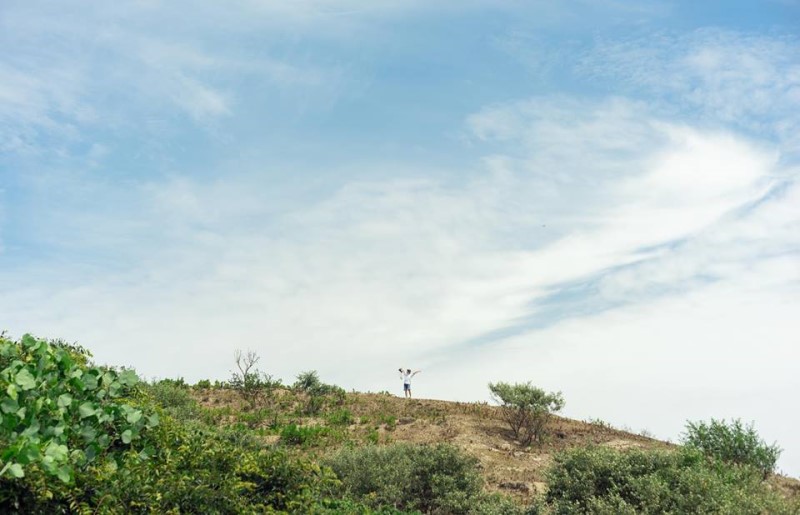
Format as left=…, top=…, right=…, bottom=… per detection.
left=682, top=419, right=781, bottom=478
left=230, top=350, right=282, bottom=411
left=0, top=334, right=156, bottom=486
left=326, top=443, right=518, bottom=514
left=195, top=379, right=212, bottom=389
left=544, top=446, right=795, bottom=514
left=327, top=408, right=354, bottom=426
left=143, top=379, right=201, bottom=422
left=488, top=382, right=564, bottom=445
left=280, top=423, right=329, bottom=446
left=293, top=370, right=345, bottom=415
left=0, top=335, right=339, bottom=513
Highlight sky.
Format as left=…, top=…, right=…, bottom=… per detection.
left=1, top=0, right=799, bottom=475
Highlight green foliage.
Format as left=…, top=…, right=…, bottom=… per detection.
left=294, top=370, right=323, bottom=393
left=156, top=377, right=188, bottom=388
left=682, top=418, right=781, bottom=478
left=376, top=413, right=397, bottom=427
left=326, top=408, right=354, bottom=426
left=293, top=370, right=345, bottom=415
left=0, top=335, right=341, bottom=513
left=543, top=446, right=795, bottom=514
left=311, top=498, right=412, bottom=514
left=143, top=379, right=201, bottom=422
left=326, top=443, right=515, bottom=514
left=0, top=334, right=156, bottom=486
left=366, top=428, right=380, bottom=444
left=280, top=423, right=329, bottom=447
left=488, top=382, right=564, bottom=446
left=195, top=379, right=212, bottom=389
left=230, top=349, right=282, bottom=411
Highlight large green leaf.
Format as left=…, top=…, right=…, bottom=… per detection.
left=126, top=408, right=143, bottom=424
left=5, top=383, right=18, bottom=401
left=118, top=369, right=139, bottom=387
left=14, top=368, right=36, bottom=390
left=57, top=393, right=73, bottom=408
left=83, top=373, right=99, bottom=390
left=1, top=398, right=19, bottom=414
left=79, top=402, right=96, bottom=419
left=56, top=465, right=72, bottom=484
left=6, top=463, right=24, bottom=478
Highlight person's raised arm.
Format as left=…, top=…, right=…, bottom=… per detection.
left=411, top=370, right=422, bottom=377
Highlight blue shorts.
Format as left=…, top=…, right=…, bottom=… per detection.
left=404, top=383, right=411, bottom=391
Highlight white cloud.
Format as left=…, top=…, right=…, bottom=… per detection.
left=2, top=98, right=791, bottom=387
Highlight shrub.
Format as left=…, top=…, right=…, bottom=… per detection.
left=488, top=382, right=564, bottom=445
left=0, top=334, right=157, bottom=486
left=682, top=419, right=781, bottom=478
left=195, top=379, right=212, bottom=389
left=326, top=443, right=502, bottom=514
left=0, top=335, right=339, bottom=513
left=327, top=408, right=354, bottom=426
left=144, top=379, right=202, bottom=422
left=293, top=370, right=345, bottom=415
left=294, top=370, right=323, bottom=393
left=230, top=349, right=282, bottom=410
left=280, top=424, right=329, bottom=447
left=544, top=446, right=795, bottom=514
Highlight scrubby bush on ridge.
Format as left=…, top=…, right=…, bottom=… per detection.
left=230, top=349, right=282, bottom=411
left=488, top=382, right=564, bottom=446
left=682, top=418, right=781, bottom=478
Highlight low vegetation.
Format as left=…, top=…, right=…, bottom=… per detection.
left=488, top=381, right=564, bottom=446
left=326, top=443, right=522, bottom=514
left=540, top=446, right=793, bottom=514
left=682, top=418, right=781, bottom=478
left=1, top=333, right=798, bottom=514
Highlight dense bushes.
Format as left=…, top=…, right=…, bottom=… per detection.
left=682, top=418, right=781, bottom=478
left=488, top=382, right=564, bottom=445
left=0, top=334, right=156, bottom=487
left=540, top=446, right=796, bottom=514
left=0, top=335, right=338, bottom=513
left=326, top=442, right=522, bottom=514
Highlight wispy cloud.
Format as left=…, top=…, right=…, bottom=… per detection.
left=578, top=29, right=800, bottom=149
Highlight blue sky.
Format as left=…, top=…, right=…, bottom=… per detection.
left=2, top=1, right=799, bottom=474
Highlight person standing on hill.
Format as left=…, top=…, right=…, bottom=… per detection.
left=398, top=368, right=421, bottom=398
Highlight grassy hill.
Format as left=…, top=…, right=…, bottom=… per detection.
left=2, top=334, right=799, bottom=513
left=192, top=386, right=799, bottom=507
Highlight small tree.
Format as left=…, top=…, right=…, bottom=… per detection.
left=488, top=381, right=564, bottom=446
left=293, top=371, right=345, bottom=415
left=682, top=419, right=781, bottom=478
left=230, top=349, right=280, bottom=410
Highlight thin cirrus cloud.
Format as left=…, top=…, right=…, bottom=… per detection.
left=578, top=29, right=800, bottom=148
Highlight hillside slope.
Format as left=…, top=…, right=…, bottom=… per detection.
left=194, top=389, right=799, bottom=505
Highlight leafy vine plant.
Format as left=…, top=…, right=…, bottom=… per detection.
left=0, top=334, right=158, bottom=484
